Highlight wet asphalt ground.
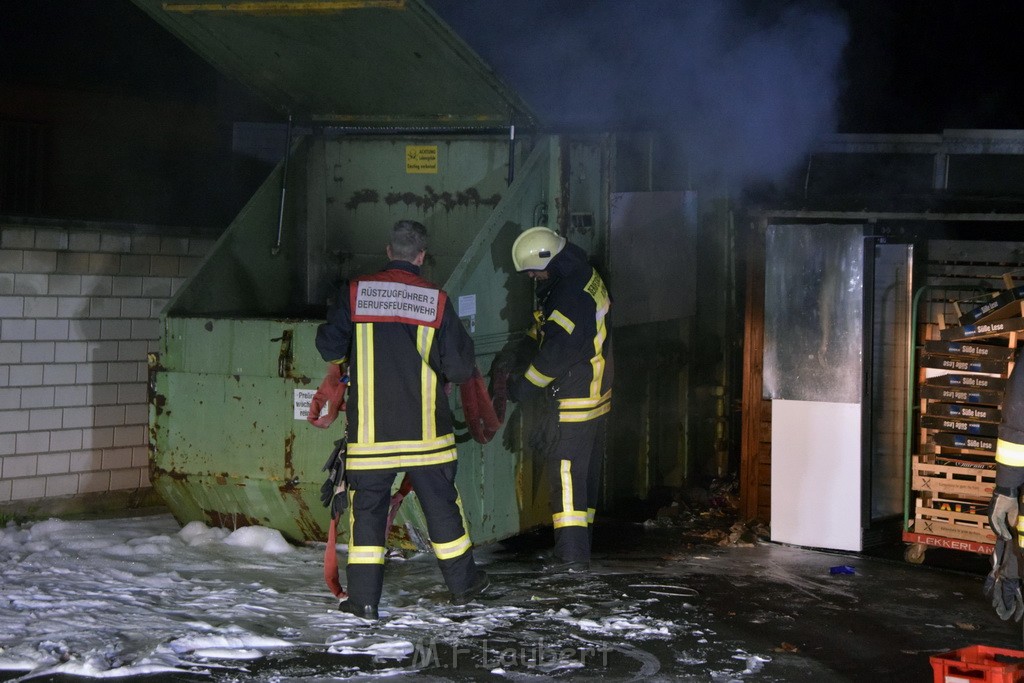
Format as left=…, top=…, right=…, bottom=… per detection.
left=242, top=518, right=1016, bottom=681
left=447, top=521, right=1019, bottom=682
left=16, top=512, right=1021, bottom=683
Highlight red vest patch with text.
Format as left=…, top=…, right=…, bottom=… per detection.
left=349, top=270, right=446, bottom=328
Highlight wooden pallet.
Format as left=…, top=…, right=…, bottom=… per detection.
left=917, top=494, right=988, bottom=516
left=914, top=496, right=995, bottom=545
left=911, top=515, right=996, bottom=546
left=911, top=456, right=995, bottom=499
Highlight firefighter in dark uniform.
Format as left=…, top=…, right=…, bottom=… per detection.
left=508, top=226, right=612, bottom=571
left=989, top=354, right=1024, bottom=620
left=313, top=220, right=489, bottom=619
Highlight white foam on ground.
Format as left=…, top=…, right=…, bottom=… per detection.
left=0, top=514, right=776, bottom=680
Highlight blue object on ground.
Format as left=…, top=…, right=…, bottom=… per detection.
left=830, top=565, right=856, bottom=575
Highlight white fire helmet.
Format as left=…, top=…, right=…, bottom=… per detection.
left=511, top=226, right=566, bottom=272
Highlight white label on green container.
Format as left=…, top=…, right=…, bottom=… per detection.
left=458, top=294, right=476, bottom=317
left=294, top=389, right=317, bottom=420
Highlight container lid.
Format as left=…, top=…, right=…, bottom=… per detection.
left=129, top=0, right=535, bottom=127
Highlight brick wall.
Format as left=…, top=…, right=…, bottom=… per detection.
left=0, top=222, right=214, bottom=513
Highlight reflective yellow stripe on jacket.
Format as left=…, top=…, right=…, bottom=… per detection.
left=346, top=434, right=458, bottom=470
left=525, top=364, right=555, bottom=388
left=417, top=326, right=437, bottom=441
left=558, top=390, right=612, bottom=423
left=356, top=323, right=375, bottom=444
left=350, top=312, right=455, bottom=469
left=997, top=439, right=1024, bottom=467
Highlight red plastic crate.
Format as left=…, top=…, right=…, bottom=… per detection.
left=931, top=645, right=1024, bottom=683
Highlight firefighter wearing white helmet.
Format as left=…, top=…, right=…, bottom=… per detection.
left=508, top=226, right=613, bottom=572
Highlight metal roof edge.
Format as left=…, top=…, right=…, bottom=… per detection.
left=128, top=0, right=537, bottom=126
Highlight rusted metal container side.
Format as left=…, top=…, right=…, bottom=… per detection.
left=149, top=134, right=564, bottom=545
left=133, top=0, right=555, bottom=545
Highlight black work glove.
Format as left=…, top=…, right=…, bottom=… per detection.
left=985, top=571, right=1024, bottom=622
left=527, top=401, right=559, bottom=456
left=501, top=405, right=521, bottom=453
left=507, top=373, right=544, bottom=404
left=319, top=477, right=334, bottom=509
left=320, top=439, right=348, bottom=519
left=529, top=418, right=556, bottom=454
left=994, top=577, right=1024, bottom=622
left=506, top=373, right=523, bottom=404
left=320, top=477, right=348, bottom=518
left=984, top=537, right=1024, bottom=622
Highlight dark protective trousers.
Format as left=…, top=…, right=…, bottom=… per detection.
left=547, top=414, right=606, bottom=564
left=345, top=460, right=478, bottom=608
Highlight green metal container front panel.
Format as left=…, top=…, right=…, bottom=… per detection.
left=301, top=136, right=528, bottom=307
left=151, top=138, right=559, bottom=545
left=152, top=318, right=332, bottom=539
left=151, top=315, right=547, bottom=545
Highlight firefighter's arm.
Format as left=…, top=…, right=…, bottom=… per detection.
left=509, top=307, right=589, bottom=402
left=530, top=305, right=591, bottom=378
left=438, top=297, right=476, bottom=384
left=992, top=459, right=1024, bottom=540
left=309, top=284, right=353, bottom=428
left=316, top=283, right=353, bottom=365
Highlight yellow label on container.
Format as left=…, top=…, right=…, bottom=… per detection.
left=406, top=145, right=438, bottom=174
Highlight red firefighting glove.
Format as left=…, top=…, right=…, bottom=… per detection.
left=307, top=363, right=347, bottom=429
left=460, top=366, right=501, bottom=444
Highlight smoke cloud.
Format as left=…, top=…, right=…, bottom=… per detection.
left=429, top=0, right=849, bottom=190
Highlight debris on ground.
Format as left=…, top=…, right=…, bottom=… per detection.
left=638, top=476, right=778, bottom=553
left=718, top=519, right=770, bottom=547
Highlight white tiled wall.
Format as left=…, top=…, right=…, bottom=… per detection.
left=0, top=224, right=214, bottom=505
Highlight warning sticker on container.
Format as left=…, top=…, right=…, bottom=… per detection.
left=294, top=389, right=317, bottom=421
left=351, top=281, right=443, bottom=327
left=406, top=145, right=438, bottom=174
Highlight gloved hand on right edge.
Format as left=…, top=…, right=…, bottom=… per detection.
left=984, top=537, right=1024, bottom=622
left=989, top=486, right=1019, bottom=541
left=992, top=576, right=1024, bottom=622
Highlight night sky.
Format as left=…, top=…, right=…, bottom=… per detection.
left=835, top=1, right=1024, bottom=133
left=432, top=0, right=1024, bottom=135
left=2, top=1, right=1024, bottom=135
